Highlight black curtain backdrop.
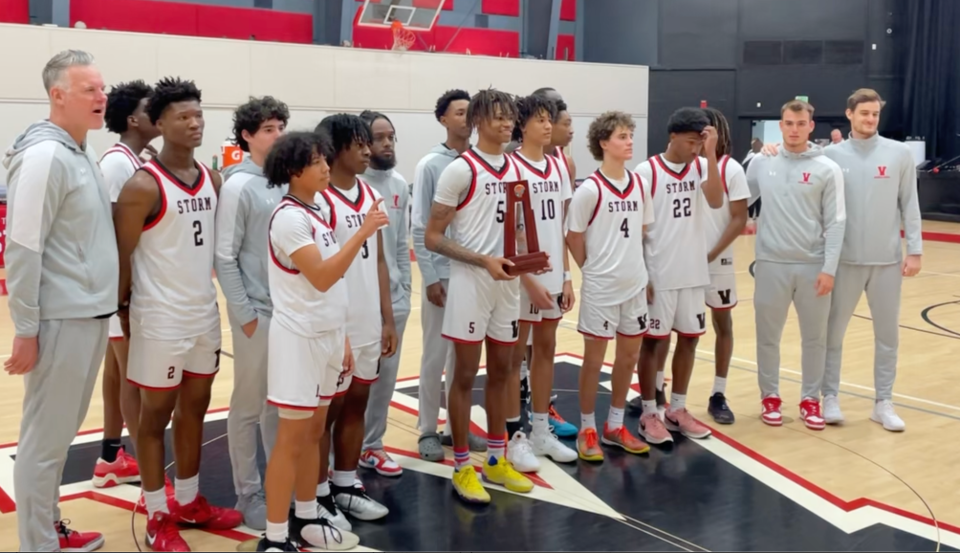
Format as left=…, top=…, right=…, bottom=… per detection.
left=902, top=0, right=960, bottom=161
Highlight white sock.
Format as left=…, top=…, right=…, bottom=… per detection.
left=144, top=488, right=169, bottom=517
left=295, top=499, right=318, bottom=520
left=669, top=393, right=686, bottom=413
left=607, top=406, right=625, bottom=431
left=642, top=400, right=658, bottom=415
left=316, top=481, right=330, bottom=497
left=531, top=412, right=549, bottom=435
left=331, top=470, right=355, bottom=488
left=266, top=520, right=288, bottom=543
left=656, top=371, right=665, bottom=392
left=580, top=412, right=596, bottom=430
left=712, top=376, right=727, bottom=395
left=174, top=474, right=199, bottom=506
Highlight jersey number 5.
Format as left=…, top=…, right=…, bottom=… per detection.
left=672, top=198, right=692, bottom=218
left=193, top=220, right=204, bottom=246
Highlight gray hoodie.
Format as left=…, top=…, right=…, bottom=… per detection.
left=746, top=142, right=846, bottom=276
left=363, top=167, right=412, bottom=314
left=2, top=120, right=119, bottom=337
left=824, top=133, right=922, bottom=264
left=411, top=143, right=460, bottom=286
left=214, top=156, right=287, bottom=325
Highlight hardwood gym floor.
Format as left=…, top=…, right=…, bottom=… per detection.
left=0, top=222, right=958, bottom=551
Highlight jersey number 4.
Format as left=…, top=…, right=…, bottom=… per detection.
left=193, top=220, right=204, bottom=246
left=673, top=198, right=692, bottom=218
left=620, top=218, right=630, bottom=238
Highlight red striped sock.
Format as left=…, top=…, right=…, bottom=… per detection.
left=454, top=447, right=471, bottom=471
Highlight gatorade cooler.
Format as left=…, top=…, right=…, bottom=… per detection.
left=221, top=142, right=243, bottom=169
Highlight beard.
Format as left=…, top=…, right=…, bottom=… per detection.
left=370, top=153, right=396, bottom=171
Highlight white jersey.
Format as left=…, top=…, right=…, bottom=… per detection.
left=99, top=142, right=142, bottom=202
left=702, top=155, right=751, bottom=275
left=511, top=152, right=572, bottom=294
left=318, top=179, right=382, bottom=347
left=567, top=169, right=654, bottom=307
left=434, top=147, right=523, bottom=260
left=268, top=196, right=348, bottom=337
left=636, top=155, right=711, bottom=291
left=132, top=160, right=219, bottom=340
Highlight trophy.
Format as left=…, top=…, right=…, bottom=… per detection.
left=503, top=180, right=550, bottom=276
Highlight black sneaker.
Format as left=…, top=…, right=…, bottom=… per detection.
left=290, top=516, right=360, bottom=550
left=520, top=370, right=531, bottom=406
left=256, top=536, right=298, bottom=552
left=628, top=385, right=668, bottom=414
left=708, top=392, right=736, bottom=424
left=317, top=493, right=352, bottom=530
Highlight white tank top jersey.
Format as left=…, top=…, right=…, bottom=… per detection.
left=635, top=154, right=711, bottom=291
left=511, top=152, right=572, bottom=295
left=702, top=155, right=751, bottom=275
left=567, top=169, right=654, bottom=307
left=131, top=160, right=220, bottom=340
left=434, top=147, right=523, bottom=261
left=318, top=179, right=383, bottom=347
left=268, top=196, right=348, bottom=337
left=99, top=142, right=142, bottom=202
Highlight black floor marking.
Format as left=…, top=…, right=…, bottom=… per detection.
left=920, top=300, right=960, bottom=337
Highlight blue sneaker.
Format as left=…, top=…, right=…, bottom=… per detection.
left=548, top=403, right=578, bottom=438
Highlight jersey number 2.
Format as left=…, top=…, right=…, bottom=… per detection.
left=193, top=220, right=204, bottom=246
left=673, top=198, right=692, bottom=218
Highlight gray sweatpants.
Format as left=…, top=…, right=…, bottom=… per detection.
left=824, top=263, right=901, bottom=400
left=16, top=319, right=108, bottom=552
left=754, top=262, right=831, bottom=400
left=417, top=279, right=457, bottom=435
left=227, top=313, right=278, bottom=498
left=363, top=309, right=410, bottom=451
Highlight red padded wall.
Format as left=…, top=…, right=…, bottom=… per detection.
left=0, top=0, right=30, bottom=24
left=352, top=22, right=519, bottom=57
left=556, top=33, right=575, bottom=60
left=482, top=0, right=519, bottom=17
left=560, top=0, right=575, bottom=21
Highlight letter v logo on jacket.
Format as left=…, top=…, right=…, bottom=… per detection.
left=876, top=166, right=889, bottom=178
left=799, top=172, right=811, bottom=184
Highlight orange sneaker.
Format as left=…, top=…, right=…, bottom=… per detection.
left=601, top=424, right=651, bottom=454
left=577, top=428, right=604, bottom=462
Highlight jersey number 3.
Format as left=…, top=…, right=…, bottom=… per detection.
left=193, top=220, right=204, bottom=246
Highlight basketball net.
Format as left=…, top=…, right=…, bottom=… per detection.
left=391, top=20, right=416, bottom=51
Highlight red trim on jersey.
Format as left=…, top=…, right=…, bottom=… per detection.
left=183, top=369, right=219, bottom=379
left=102, top=142, right=142, bottom=169
left=109, top=336, right=125, bottom=342
left=146, top=159, right=207, bottom=197
left=617, top=330, right=647, bottom=338
left=463, top=147, right=512, bottom=180
left=137, top=165, right=168, bottom=231
left=694, top=157, right=703, bottom=179
left=636, top=171, right=646, bottom=202
left=327, top=179, right=367, bottom=213
left=719, top=155, right=730, bottom=195
left=267, top=204, right=303, bottom=275
left=486, top=336, right=518, bottom=346
left=456, top=155, right=480, bottom=211
left=318, top=191, right=338, bottom=229
left=511, top=152, right=554, bottom=180
left=267, top=400, right=317, bottom=411
left=654, top=154, right=691, bottom=181
left=584, top=177, right=603, bottom=226
left=594, top=170, right=635, bottom=200
left=578, top=329, right=613, bottom=341
left=353, top=376, right=379, bottom=385
left=442, top=333, right=483, bottom=345
left=710, top=302, right=738, bottom=311
left=126, top=378, right=178, bottom=391
left=647, top=159, right=658, bottom=197
left=542, top=314, right=563, bottom=321
left=675, top=330, right=707, bottom=338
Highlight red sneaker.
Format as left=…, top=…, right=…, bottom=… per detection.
left=761, top=395, right=783, bottom=427
left=174, top=495, right=243, bottom=530
left=360, top=448, right=404, bottom=477
left=92, top=447, right=140, bottom=488
left=136, top=477, right=175, bottom=515
left=799, top=398, right=826, bottom=431
left=145, top=512, right=190, bottom=552
left=55, top=520, right=105, bottom=552
left=601, top=424, right=651, bottom=454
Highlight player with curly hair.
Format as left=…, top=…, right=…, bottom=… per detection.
left=215, top=95, right=289, bottom=531
left=92, top=79, right=160, bottom=491
left=114, top=76, right=242, bottom=551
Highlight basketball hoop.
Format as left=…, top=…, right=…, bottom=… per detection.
left=391, top=20, right=416, bottom=51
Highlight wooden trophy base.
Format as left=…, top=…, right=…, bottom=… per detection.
left=504, top=252, right=550, bottom=276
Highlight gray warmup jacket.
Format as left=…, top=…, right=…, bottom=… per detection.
left=2, top=121, right=119, bottom=337
left=746, top=142, right=846, bottom=276
left=411, top=143, right=460, bottom=286
left=824, top=133, right=922, bottom=264
left=215, top=157, right=287, bottom=325
left=363, top=167, right=412, bottom=314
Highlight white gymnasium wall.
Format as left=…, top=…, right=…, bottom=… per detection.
left=0, top=24, right=649, bottom=186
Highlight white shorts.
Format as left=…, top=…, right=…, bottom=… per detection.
left=647, top=286, right=707, bottom=339
left=577, top=289, right=648, bottom=340
left=108, top=314, right=124, bottom=340
left=267, top=323, right=345, bottom=410
left=706, top=273, right=738, bottom=310
left=348, top=341, right=382, bottom=387
left=127, top=320, right=222, bottom=390
left=519, top=289, right=563, bottom=324
left=442, top=264, right=521, bottom=345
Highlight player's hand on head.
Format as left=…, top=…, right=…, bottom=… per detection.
left=815, top=273, right=834, bottom=296
left=361, top=198, right=390, bottom=238
left=4, top=336, right=38, bottom=376
left=485, top=256, right=517, bottom=281
left=702, top=126, right=718, bottom=154
left=762, top=143, right=780, bottom=156
left=425, top=282, right=447, bottom=308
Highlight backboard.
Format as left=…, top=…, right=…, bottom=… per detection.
left=357, top=0, right=444, bottom=31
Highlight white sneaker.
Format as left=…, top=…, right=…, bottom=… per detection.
left=317, top=493, right=352, bottom=531
left=823, top=395, right=844, bottom=424
left=530, top=429, right=577, bottom=463
left=871, top=400, right=905, bottom=432
left=332, top=483, right=389, bottom=521
left=506, top=431, right=541, bottom=473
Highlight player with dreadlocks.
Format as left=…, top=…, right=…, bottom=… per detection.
left=92, top=79, right=159, bottom=491
left=426, top=88, right=537, bottom=504
left=115, top=77, right=242, bottom=551
left=313, top=113, right=397, bottom=526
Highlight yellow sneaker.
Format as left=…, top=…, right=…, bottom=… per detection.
left=452, top=466, right=490, bottom=504
left=482, top=456, right=534, bottom=494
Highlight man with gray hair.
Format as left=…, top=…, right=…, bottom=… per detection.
left=3, top=50, right=117, bottom=551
